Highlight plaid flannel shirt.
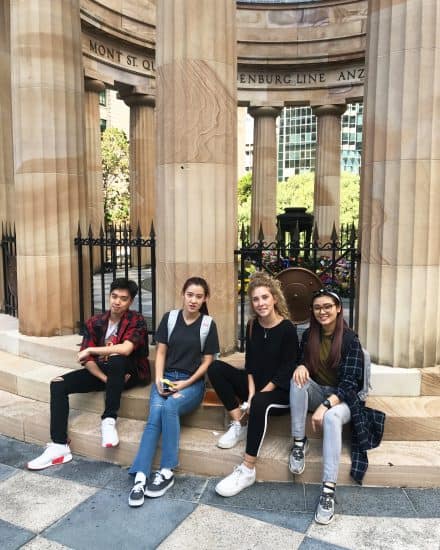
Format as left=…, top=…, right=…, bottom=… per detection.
left=300, top=328, right=386, bottom=483
left=80, top=310, right=150, bottom=384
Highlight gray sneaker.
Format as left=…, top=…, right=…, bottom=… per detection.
left=314, top=488, right=335, bottom=525
left=288, top=438, right=309, bottom=475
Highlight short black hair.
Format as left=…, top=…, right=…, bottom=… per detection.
left=110, top=278, right=138, bottom=299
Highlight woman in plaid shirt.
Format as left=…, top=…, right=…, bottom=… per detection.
left=289, top=288, right=385, bottom=525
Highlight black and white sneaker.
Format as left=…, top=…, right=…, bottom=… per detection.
left=314, top=484, right=336, bottom=525
left=128, top=481, right=147, bottom=507
left=144, top=471, right=174, bottom=498
left=289, top=437, right=309, bottom=475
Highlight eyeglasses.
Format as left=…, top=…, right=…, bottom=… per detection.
left=312, top=303, right=336, bottom=313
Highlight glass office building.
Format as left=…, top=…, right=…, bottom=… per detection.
left=277, top=103, right=363, bottom=181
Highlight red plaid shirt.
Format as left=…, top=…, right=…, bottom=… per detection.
left=80, top=310, right=150, bottom=383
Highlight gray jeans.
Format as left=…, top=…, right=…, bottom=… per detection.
left=290, top=378, right=351, bottom=483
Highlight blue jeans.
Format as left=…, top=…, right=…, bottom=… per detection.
left=129, top=370, right=205, bottom=476
left=290, top=378, right=351, bottom=483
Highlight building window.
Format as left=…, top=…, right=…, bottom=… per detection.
left=99, top=91, right=107, bottom=106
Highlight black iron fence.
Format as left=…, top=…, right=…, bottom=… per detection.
left=74, top=222, right=156, bottom=336
left=235, top=222, right=360, bottom=351
left=1, top=223, right=17, bottom=317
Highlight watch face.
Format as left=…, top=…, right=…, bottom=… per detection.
left=323, top=399, right=331, bottom=409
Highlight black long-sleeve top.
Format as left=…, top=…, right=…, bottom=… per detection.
left=245, top=318, right=298, bottom=392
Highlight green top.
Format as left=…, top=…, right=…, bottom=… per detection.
left=313, top=333, right=338, bottom=387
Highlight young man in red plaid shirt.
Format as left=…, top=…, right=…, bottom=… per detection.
left=28, top=278, right=150, bottom=470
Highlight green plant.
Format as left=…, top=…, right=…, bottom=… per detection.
left=101, top=128, right=130, bottom=225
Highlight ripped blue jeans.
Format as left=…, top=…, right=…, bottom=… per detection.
left=129, top=370, right=205, bottom=476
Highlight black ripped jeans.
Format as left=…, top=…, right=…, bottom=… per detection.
left=50, top=355, right=139, bottom=444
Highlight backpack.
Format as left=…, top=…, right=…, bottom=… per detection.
left=341, top=330, right=371, bottom=401
left=167, top=309, right=213, bottom=353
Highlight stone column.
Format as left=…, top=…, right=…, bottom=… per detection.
left=358, top=0, right=440, bottom=368
left=156, top=0, right=237, bottom=352
left=0, top=2, right=14, bottom=223
left=10, top=0, right=87, bottom=335
left=123, top=93, right=155, bottom=265
left=84, top=78, right=105, bottom=241
left=249, top=106, right=281, bottom=243
left=312, top=104, right=346, bottom=243
left=0, top=2, right=14, bottom=311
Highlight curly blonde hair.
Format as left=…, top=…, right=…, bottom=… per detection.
left=247, top=272, right=291, bottom=320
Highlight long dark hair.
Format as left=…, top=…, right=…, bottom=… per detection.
left=182, top=277, right=210, bottom=315
left=304, top=289, right=347, bottom=374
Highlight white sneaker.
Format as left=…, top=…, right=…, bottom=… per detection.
left=27, top=443, right=72, bottom=470
left=215, top=464, right=256, bottom=497
left=217, top=422, right=247, bottom=449
left=101, top=417, right=119, bottom=448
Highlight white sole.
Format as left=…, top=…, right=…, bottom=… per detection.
left=27, top=453, right=72, bottom=471
left=215, top=478, right=255, bottom=497
left=144, top=477, right=174, bottom=498
left=128, top=497, right=145, bottom=507
left=314, top=514, right=335, bottom=525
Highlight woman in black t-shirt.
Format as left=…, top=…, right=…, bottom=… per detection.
left=128, top=277, right=219, bottom=507
left=209, top=273, right=298, bottom=497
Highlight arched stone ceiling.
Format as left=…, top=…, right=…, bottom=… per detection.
left=80, top=0, right=366, bottom=104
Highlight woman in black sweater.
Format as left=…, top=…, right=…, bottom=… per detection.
left=208, top=273, right=298, bottom=497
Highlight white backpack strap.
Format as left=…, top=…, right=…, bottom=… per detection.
left=167, top=309, right=180, bottom=344
left=199, top=315, right=212, bottom=352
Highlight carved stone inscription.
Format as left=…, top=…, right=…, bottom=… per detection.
left=238, top=66, right=365, bottom=89
left=82, top=32, right=155, bottom=76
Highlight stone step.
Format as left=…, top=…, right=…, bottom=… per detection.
left=1, top=350, right=439, bottom=441
left=421, top=366, right=440, bottom=396
left=0, top=350, right=225, bottom=431
left=0, top=389, right=438, bottom=488
left=2, top=313, right=439, bottom=398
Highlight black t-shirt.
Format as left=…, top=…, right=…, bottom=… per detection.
left=156, top=310, right=220, bottom=374
left=245, top=318, right=298, bottom=391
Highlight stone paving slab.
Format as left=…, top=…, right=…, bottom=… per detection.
left=307, top=515, right=440, bottom=550
left=0, top=470, right=97, bottom=532
left=157, top=503, right=305, bottom=549
left=0, top=435, right=439, bottom=550
left=44, top=488, right=196, bottom=550
left=0, top=518, right=34, bottom=550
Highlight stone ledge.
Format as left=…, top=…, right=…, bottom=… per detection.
left=1, top=390, right=439, bottom=488
left=1, top=350, right=439, bottom=440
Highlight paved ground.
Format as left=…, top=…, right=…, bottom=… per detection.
left=0, top=435, right=439, bottom=550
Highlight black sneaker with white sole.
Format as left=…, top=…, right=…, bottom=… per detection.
left=128, top=481, right=147, bottom=507
left=144, top=471, right=174, bottom=498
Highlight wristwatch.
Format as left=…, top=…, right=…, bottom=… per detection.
left=322, top=399, right=332, bottom=409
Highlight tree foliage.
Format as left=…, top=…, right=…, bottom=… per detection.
left=237, top=170, right=360, bottom=231
left=238, top=172, right=252, bottom=229
left=101, top=128, right=130, bottom=225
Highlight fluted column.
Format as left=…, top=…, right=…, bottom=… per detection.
left=84, top=78, right=105, bottom=241
left=156, top=0, right=237, bottom=352
left=123, top=93, right=155, bottom=265
left=358, top=0, right=440, bottom=368
left=0, top=2, right=14, bottom=312
left=249, top=106, right=281, bottom=243
left=0, top=2, right=14, bottom=224
left=312, top=104, right=346, bottom=243
left=11, top=0, right=87, bottom=335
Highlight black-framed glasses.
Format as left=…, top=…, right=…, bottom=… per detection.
left=312, top=303, right=336, bottom=313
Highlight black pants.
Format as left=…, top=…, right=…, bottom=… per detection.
left=208, top=360, right=289, bottom=457
left=50, top=355, right=139, bottom=444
